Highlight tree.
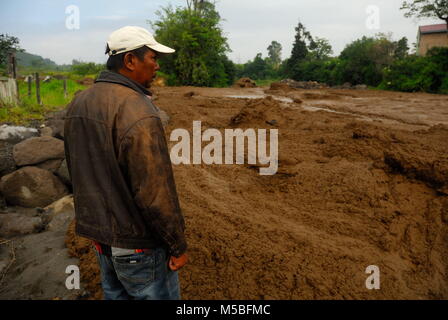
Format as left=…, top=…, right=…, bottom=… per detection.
left=0, top=34, right=23, bottom=70
left=394, top=37, right=410, bottom=59
left=401, top=0, right=448, bottom=25
left=267, top=41, right=282, bottom=70
left=286, top=21, right=315, bottom=74
left=308, top=37, right=333, bottom=60
left=150, top=1, right=232, bottom=87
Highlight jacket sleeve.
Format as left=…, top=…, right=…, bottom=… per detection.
left=118, top=116, right=187, bottom=257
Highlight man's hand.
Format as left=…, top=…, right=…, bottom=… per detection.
left=168, top=254, right=188, bottom=271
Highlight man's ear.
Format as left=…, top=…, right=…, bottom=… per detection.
left=123, top=52, right=136, bottom=71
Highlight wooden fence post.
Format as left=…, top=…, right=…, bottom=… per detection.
left=63, top=78, right=67, bottom=98
left=35, top=73, right=41, bottom=105
left=6, top=52, right=19, bottom=104
left=12, top=53, right=19, bottom=102
left=28, top=76, right=32, bottom=98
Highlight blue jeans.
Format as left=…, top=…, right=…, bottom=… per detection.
left=94, top=247, right=181, bottom=300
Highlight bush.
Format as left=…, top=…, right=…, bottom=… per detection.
left=380, top=47, right=448, bottom=93
left=292, top=58, right=340, bottom=85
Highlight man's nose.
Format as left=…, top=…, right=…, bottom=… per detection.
left=155, top=62, right=160, bottom=71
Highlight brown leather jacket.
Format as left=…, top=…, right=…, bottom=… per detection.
left=64, top=71, right=187, bottom=257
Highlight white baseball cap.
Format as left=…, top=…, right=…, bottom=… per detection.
left=106, top=26, right=175, bottom=56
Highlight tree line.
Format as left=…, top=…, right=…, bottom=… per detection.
left=151, top=0, right=448, bottom=93
left=1, top=0, right=447, bottom=93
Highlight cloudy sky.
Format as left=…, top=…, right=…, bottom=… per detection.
left=0, top=0, right=442, bottom=65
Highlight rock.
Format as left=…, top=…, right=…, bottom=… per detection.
left=354, top=84, right=368, bottom=90
left=47, top=210, right=74, bottom=231
left=235, top=77, right=257, bottom=88
left=13, top=136, right=65, bottom=167
left=46, top=109, right=67, bottom=121
left=0, top=125, right=39, bottom=144
left=35, top=159, right=63, bottom=173
left=0, top=167, right=68, bottom=208
left=44, top=195, right=74, bottom=217
left=55, top=159, right=71, bottom=187
left=0, top=141, right=16, bottom=178
left=44, top=195, right=75, bottom=231
left=342, top=82, right=352, bottom=89
left=39, top=126, right=53, bottom=137
left=44, top=110, right=67, bottom=140
left=45, top=119, right=65, bottom=139
left=0, top=213, right=44, bottom=237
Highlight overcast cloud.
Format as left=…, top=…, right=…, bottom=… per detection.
left=0, top=0, right=442, bottom=65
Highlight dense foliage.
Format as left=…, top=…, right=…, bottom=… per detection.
left=150, top=1, right=234, bottom=87
left=380, top=47, right=448, bottom=93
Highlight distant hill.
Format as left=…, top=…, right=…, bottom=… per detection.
left=16, top=51, right=58, bottom=69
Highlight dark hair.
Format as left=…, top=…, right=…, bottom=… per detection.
left=105, top=45, right=151, bottom=72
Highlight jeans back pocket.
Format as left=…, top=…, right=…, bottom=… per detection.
left=112, top=253, right=156, bottom=289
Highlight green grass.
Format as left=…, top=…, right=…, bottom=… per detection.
left=0, top=78, right=87, bottom=125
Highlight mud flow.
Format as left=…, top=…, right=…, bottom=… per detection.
left=65, top=85, right=448, bottom=299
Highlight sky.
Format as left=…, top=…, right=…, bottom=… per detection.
left=0, top=0, right=442, bottom=65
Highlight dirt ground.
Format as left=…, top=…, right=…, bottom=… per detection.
left=66, top=85, right=448, bottom=300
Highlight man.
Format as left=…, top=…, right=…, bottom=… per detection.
left=64, top=26, right=188, bottom=300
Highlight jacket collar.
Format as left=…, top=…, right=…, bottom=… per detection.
left=95, top=70, right=152, bottom=96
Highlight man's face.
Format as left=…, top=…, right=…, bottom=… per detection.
left=131, top=49, right=160, bottom=88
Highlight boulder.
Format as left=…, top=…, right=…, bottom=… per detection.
left=44, top=195, right=75, bottom=231
left=13, top=136, right=65, bottom=167
left=0, top=124, right=39, bottom=144
left=55, top=159, right=71, bottom=187
left=45, top=119, right=65, bottom=139
left=0, top=141, right=16, bottom=178
left=39, top=126, right=53, bottom=137
left=46, top=109, right=67, bottom=121
left=44, top=195, right=74, bottom=216
left=45, top=109, right=67, bottom=140
left=0, top=213, right=44, bottom=237
left=35, top=159, right=63, bottom=173
left=0, top=167, right=68, bottom=208
left=47, top=210, right=74, bottom=231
